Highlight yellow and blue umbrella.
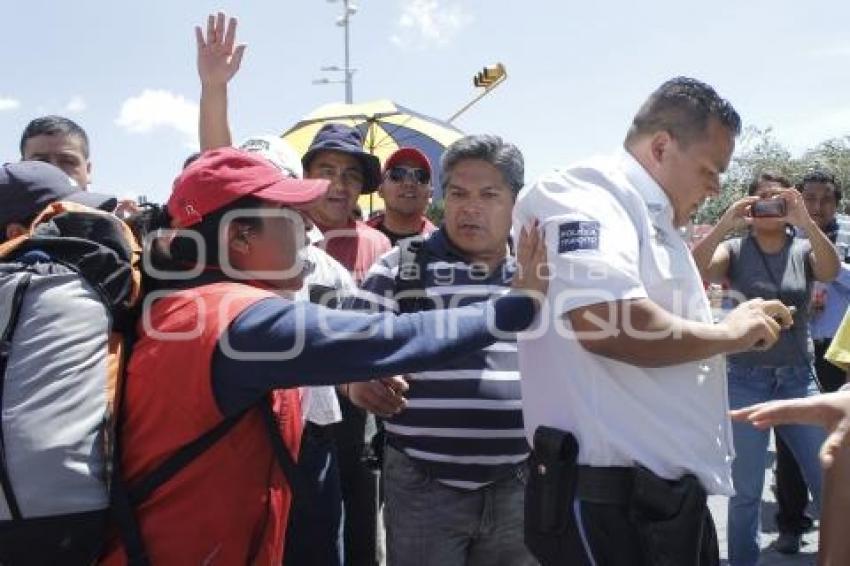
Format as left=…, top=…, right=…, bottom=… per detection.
left=283, top=99, right=464, bottom=214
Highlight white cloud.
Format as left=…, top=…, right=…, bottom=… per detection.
left=115, top=89, right=198, bottom=147
left=65, top=95, right=86, bottom=113
left=0, top=97, right=21, bottom=111
left=390, top=0, right=473, bottom=49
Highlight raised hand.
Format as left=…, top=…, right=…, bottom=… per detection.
left=777, top=188, right=813, bottom=229
left=717, top=195, right=758, bottom=233
left=196, top=12, right=246, bottom=87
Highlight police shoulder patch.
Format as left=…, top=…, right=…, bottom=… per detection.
left=558, top=221, right=600, bottom=253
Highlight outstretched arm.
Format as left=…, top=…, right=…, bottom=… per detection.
left=731, top=391, right=850, bottom=566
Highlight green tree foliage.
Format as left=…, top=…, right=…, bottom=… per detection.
left=426, top=199, right=445, bottom=225
left=694, top=127, right=850, bottom=224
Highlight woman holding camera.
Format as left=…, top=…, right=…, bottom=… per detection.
left=692, top=171, right=839, bottom=566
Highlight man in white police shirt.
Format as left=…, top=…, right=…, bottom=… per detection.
left=514, top=77, right=795, bottom=565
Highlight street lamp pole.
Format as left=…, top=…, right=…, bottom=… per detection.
left=342, top=0, right=353, bottom=103
left=314, top=0, right=357, bottom=102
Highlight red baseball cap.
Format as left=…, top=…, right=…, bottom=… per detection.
left=383, top=147, right=431, bottom=175
left=168, top=148, right=329, bottom=227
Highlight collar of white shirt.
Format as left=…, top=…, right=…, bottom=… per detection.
left=617, top=150, right=676, bottom=228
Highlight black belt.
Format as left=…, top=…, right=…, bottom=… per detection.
left=575, top=465, right=634, bottom=505
left=303, top=421, right=335, bottom=440
left=576, top=465, right=696, bottom=506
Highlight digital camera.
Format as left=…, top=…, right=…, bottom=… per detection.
left=750, top=198, right=787, bottom=218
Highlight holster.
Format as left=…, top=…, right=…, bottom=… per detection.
left=627, top=466, right=717, bottom=566
left=524, top=426, right=590, bottom=566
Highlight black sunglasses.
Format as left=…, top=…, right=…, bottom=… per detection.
left=386, top=166, right=430, bottom=185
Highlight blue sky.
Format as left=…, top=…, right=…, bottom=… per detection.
left=2, top=0, right=850, bottom=203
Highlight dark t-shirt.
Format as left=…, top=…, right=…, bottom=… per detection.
left=726, top=233, right=814, bottom=367
left=374, top=222, right=413, bottom=246
left=366, top=214, right=436, bottom=246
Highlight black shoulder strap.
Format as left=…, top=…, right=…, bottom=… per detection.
left=112, top=397, right=302, bottom=565
left=109, top=316, right=251, bottom=566
left=125, top=413, right=248, bottom=506
left=394, top=236, right=432, bottom=314
left=124, top=398, right=304, bottom=507
left=259, top=399, right=305, bottom=505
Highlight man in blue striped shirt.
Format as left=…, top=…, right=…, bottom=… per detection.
left=344, top=135, right=536, bottom=566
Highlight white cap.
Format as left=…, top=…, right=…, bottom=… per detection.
left=241, top=135, right=325, bottom=245
left=239, top=135, right=303, bottom=179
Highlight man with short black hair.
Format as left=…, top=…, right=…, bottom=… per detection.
left=346, top=134, right=535, bottom=565
left=800, top=169, right=847, bottom=390
left=20, top=115, right=91, bottom=189
left=516, top=77, right=795, bottom=565
left=367, top=147, right=435, bottom=245
left=771, top=169, right=848, bottom=554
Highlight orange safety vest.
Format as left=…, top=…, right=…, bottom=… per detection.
left=100, top=282, right=302, bottom=565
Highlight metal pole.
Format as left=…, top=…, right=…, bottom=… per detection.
left=343, top=0, right=353, bottom=103
left=447, top=74, right=507, bottom=124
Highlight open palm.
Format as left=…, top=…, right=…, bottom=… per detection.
left=196, top=12, right=246, bottom=86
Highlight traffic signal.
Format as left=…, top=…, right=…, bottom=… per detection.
left=473, top=63, right=506, bottom=88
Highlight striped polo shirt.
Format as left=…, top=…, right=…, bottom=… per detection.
left=344, top=229, right=528, bottom=489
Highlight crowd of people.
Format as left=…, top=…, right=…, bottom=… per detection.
left=2, top=11, right=850, bottom=566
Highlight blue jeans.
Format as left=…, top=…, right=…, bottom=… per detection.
left=726, top=364, right=825, bottom=566
left=284, top=423, right=344, bottom=566
left=383, top=446, right=537, bottom=566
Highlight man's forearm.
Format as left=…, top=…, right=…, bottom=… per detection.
left=199, top=83, right=232, bottom=150
left=570, top=299, right=738, bottom=367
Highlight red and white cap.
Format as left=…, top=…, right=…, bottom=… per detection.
left=382, top=147, right=431, bottom=175
left=167, top=147, right=329, bottom=228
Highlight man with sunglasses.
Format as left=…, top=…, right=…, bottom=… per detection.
left=368, top=148, right=436, bottom=245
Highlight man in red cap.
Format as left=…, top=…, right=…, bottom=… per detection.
left=100, top=147, right=547, bottom=565
left=367, top=147, right=436, bottom=245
